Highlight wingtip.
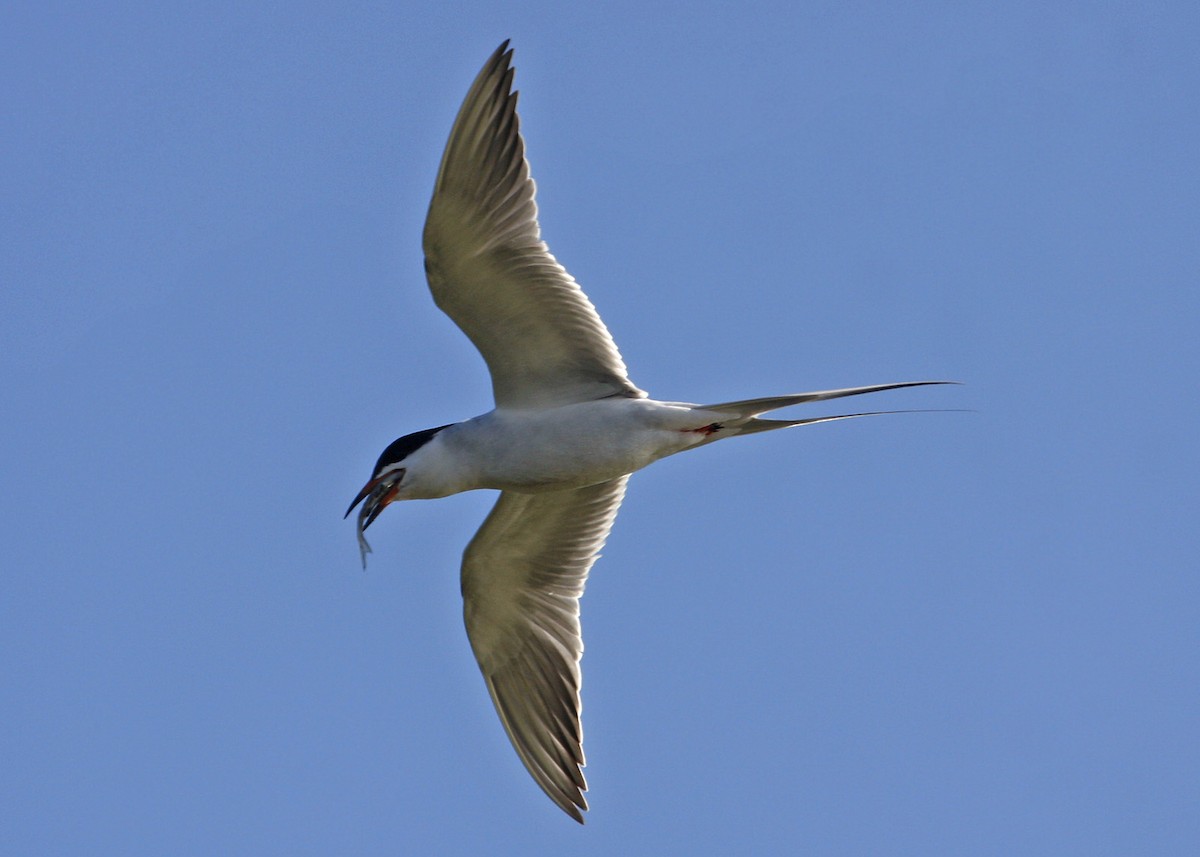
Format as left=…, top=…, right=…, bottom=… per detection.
left=558, top=786, right=587, bottom=824
left=491, top=38, right=514, bottom=66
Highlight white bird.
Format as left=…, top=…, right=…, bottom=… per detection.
left=346, top=40, right=950, bottom=823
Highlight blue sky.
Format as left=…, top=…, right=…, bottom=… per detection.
left=3, top=2, right=1197, bottom=854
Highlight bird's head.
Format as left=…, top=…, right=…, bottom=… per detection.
left=344, top=424, right=452, bottom=567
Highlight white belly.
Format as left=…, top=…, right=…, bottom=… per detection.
left=446, top=398, right=708, bottom=492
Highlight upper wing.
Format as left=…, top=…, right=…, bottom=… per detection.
left=423, top=41, right=645, bottom=408
left=461, top=476, right=629, bottom=823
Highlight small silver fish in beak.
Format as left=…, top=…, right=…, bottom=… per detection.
left=344, top=471, right=404, bottom=569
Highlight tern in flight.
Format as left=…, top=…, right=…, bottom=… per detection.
left=346, top=41, right=949, bottom=822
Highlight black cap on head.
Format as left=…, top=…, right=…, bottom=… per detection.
left=372, top=424, right=452, bottom=474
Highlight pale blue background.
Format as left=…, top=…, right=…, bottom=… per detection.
left=4, top=2, right=1197, bottom=854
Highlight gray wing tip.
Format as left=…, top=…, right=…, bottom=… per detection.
left=484, top=671, right=590, bottom=822
left=486, top=39, right=515, bottom=78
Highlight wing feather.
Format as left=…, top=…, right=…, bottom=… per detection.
left=461, top=476, right=629, bottom=823
left=423, top=41, right=644, bottom=408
